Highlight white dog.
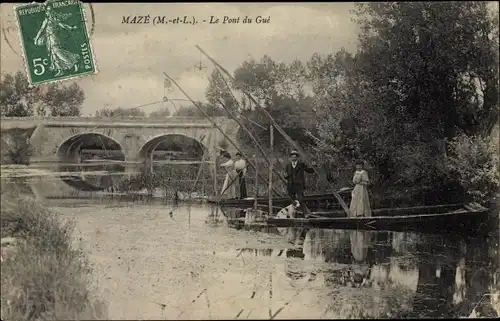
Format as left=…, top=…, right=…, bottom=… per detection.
left=276, top=200, right=300, bottom=219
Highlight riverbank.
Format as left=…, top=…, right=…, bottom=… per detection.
left=0, top=181, right=107, bottom=320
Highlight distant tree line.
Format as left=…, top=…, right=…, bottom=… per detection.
left=1, top=71, right=84, bottom=117
left=94, top=102, right=227, bottom=118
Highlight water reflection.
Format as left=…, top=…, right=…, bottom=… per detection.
left=230, top=225, right=499, bottom=318
left=204, top=206, right=228, bottom=227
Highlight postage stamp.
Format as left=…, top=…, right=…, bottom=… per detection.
left=14, top=0, right=97, bottom=85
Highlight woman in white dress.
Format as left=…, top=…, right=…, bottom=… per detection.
left=220, top=151, right=238, bottom=199
left=349, top=160, right=372, bottom=217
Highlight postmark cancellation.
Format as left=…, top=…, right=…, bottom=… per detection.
left=14, top=0, right=97, bottom=86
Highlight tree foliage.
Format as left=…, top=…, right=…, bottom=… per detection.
left=94, top=107, right=146, bottom=117
left=205, top=69, right=239, bottom=114
left=173, top=102, right=226, bottom=117
left=202, top=2, right=498, bottom=204
left=446, top=133, right=499, bottom=204
left=312, top=1, right=498, bottom=205
left=0, top=71, right=85, bottom=117
left=205, top=56, right=317, bottom=154
left=148, top=107, right=171, bottom=118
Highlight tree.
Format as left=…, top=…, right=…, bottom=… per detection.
left=227, top=56, right=316, bottom=154
left=149, top=107, right=171, bottom=118
left=42, top=82, right=85, bottom=116
left=205, top=69, right=240, bottom=113
left=314, top=1, right=499, bottom=205
left=0, top=71, right=85, bottom=117
left=173, top=102, right=226, bottom=117
left=232, top=56, right=308, bottom=105
left=353, top=2, right=498, bottom=139
left=95, top=107, right=146, bottom=117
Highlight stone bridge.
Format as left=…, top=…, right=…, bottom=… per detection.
left=0, top=116, right=239, bottom=198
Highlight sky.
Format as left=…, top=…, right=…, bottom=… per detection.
left=0, top=2, right=359, bottom=116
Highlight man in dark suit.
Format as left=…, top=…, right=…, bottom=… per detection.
left=283, top=150, right=315, bottom=211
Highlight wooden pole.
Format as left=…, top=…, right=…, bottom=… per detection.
left=268, top=125, right=274, bottom=215
left=212, top=142, right=218, bottom=197
left=194, top=45, right=350, bottom=216
left=150, top=152, right=153, bottom=174
left=254, top=155, right=258, bottom=210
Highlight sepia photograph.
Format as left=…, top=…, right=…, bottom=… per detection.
left=1, top=0, right=499, bottom=319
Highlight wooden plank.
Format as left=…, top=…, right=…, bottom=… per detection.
left=313, top=203, right=465, bottom=217
left=265, top=209, right=488, bottom=229
left=464, top=203, right=475, bottom=212
left=464, top=202, right=487, bottom=212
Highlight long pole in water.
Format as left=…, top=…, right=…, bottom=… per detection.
left=268, top=124, right=274, bottom=215
left=194, top=45, right=350, bottom=216
left=254, top=154, right=258, bottom=210
left=212, top=141, right=218, bottom=198
left=162, top=72, right=282, bottom=198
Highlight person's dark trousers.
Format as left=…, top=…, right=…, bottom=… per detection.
left=238, top=171, right=247, bottom=199
left=287, top=184, right=306, bottom=216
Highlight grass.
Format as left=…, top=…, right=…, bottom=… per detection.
left=0, top=179, right=107, bottom=320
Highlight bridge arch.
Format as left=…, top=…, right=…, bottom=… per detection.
left=138, top=133, right=208, bottom=162
left=56, top=132, right=126, bottom=191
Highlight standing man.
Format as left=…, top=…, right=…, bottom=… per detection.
left=234, top=152, right=248, bottom=199
left=283, top=150, right=315, bottom=211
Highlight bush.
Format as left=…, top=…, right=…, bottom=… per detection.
left=1, top=128, right=34, bottom=165
left=446, top=134, right=500, bottom=204
left=0, top=180, right=107, bottom=320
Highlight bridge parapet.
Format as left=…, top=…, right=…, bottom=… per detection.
left=0, top=116, right=233, bottom=131
left=1, top=116, right=228, bottom=124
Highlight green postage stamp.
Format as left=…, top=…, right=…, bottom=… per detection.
left=14, top=0, right=97, bottom=85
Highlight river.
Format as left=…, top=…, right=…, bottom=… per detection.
left=43, top=199, right=500, bottom=319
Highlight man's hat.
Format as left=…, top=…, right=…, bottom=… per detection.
left=290, top=150, right=299, bottom=156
